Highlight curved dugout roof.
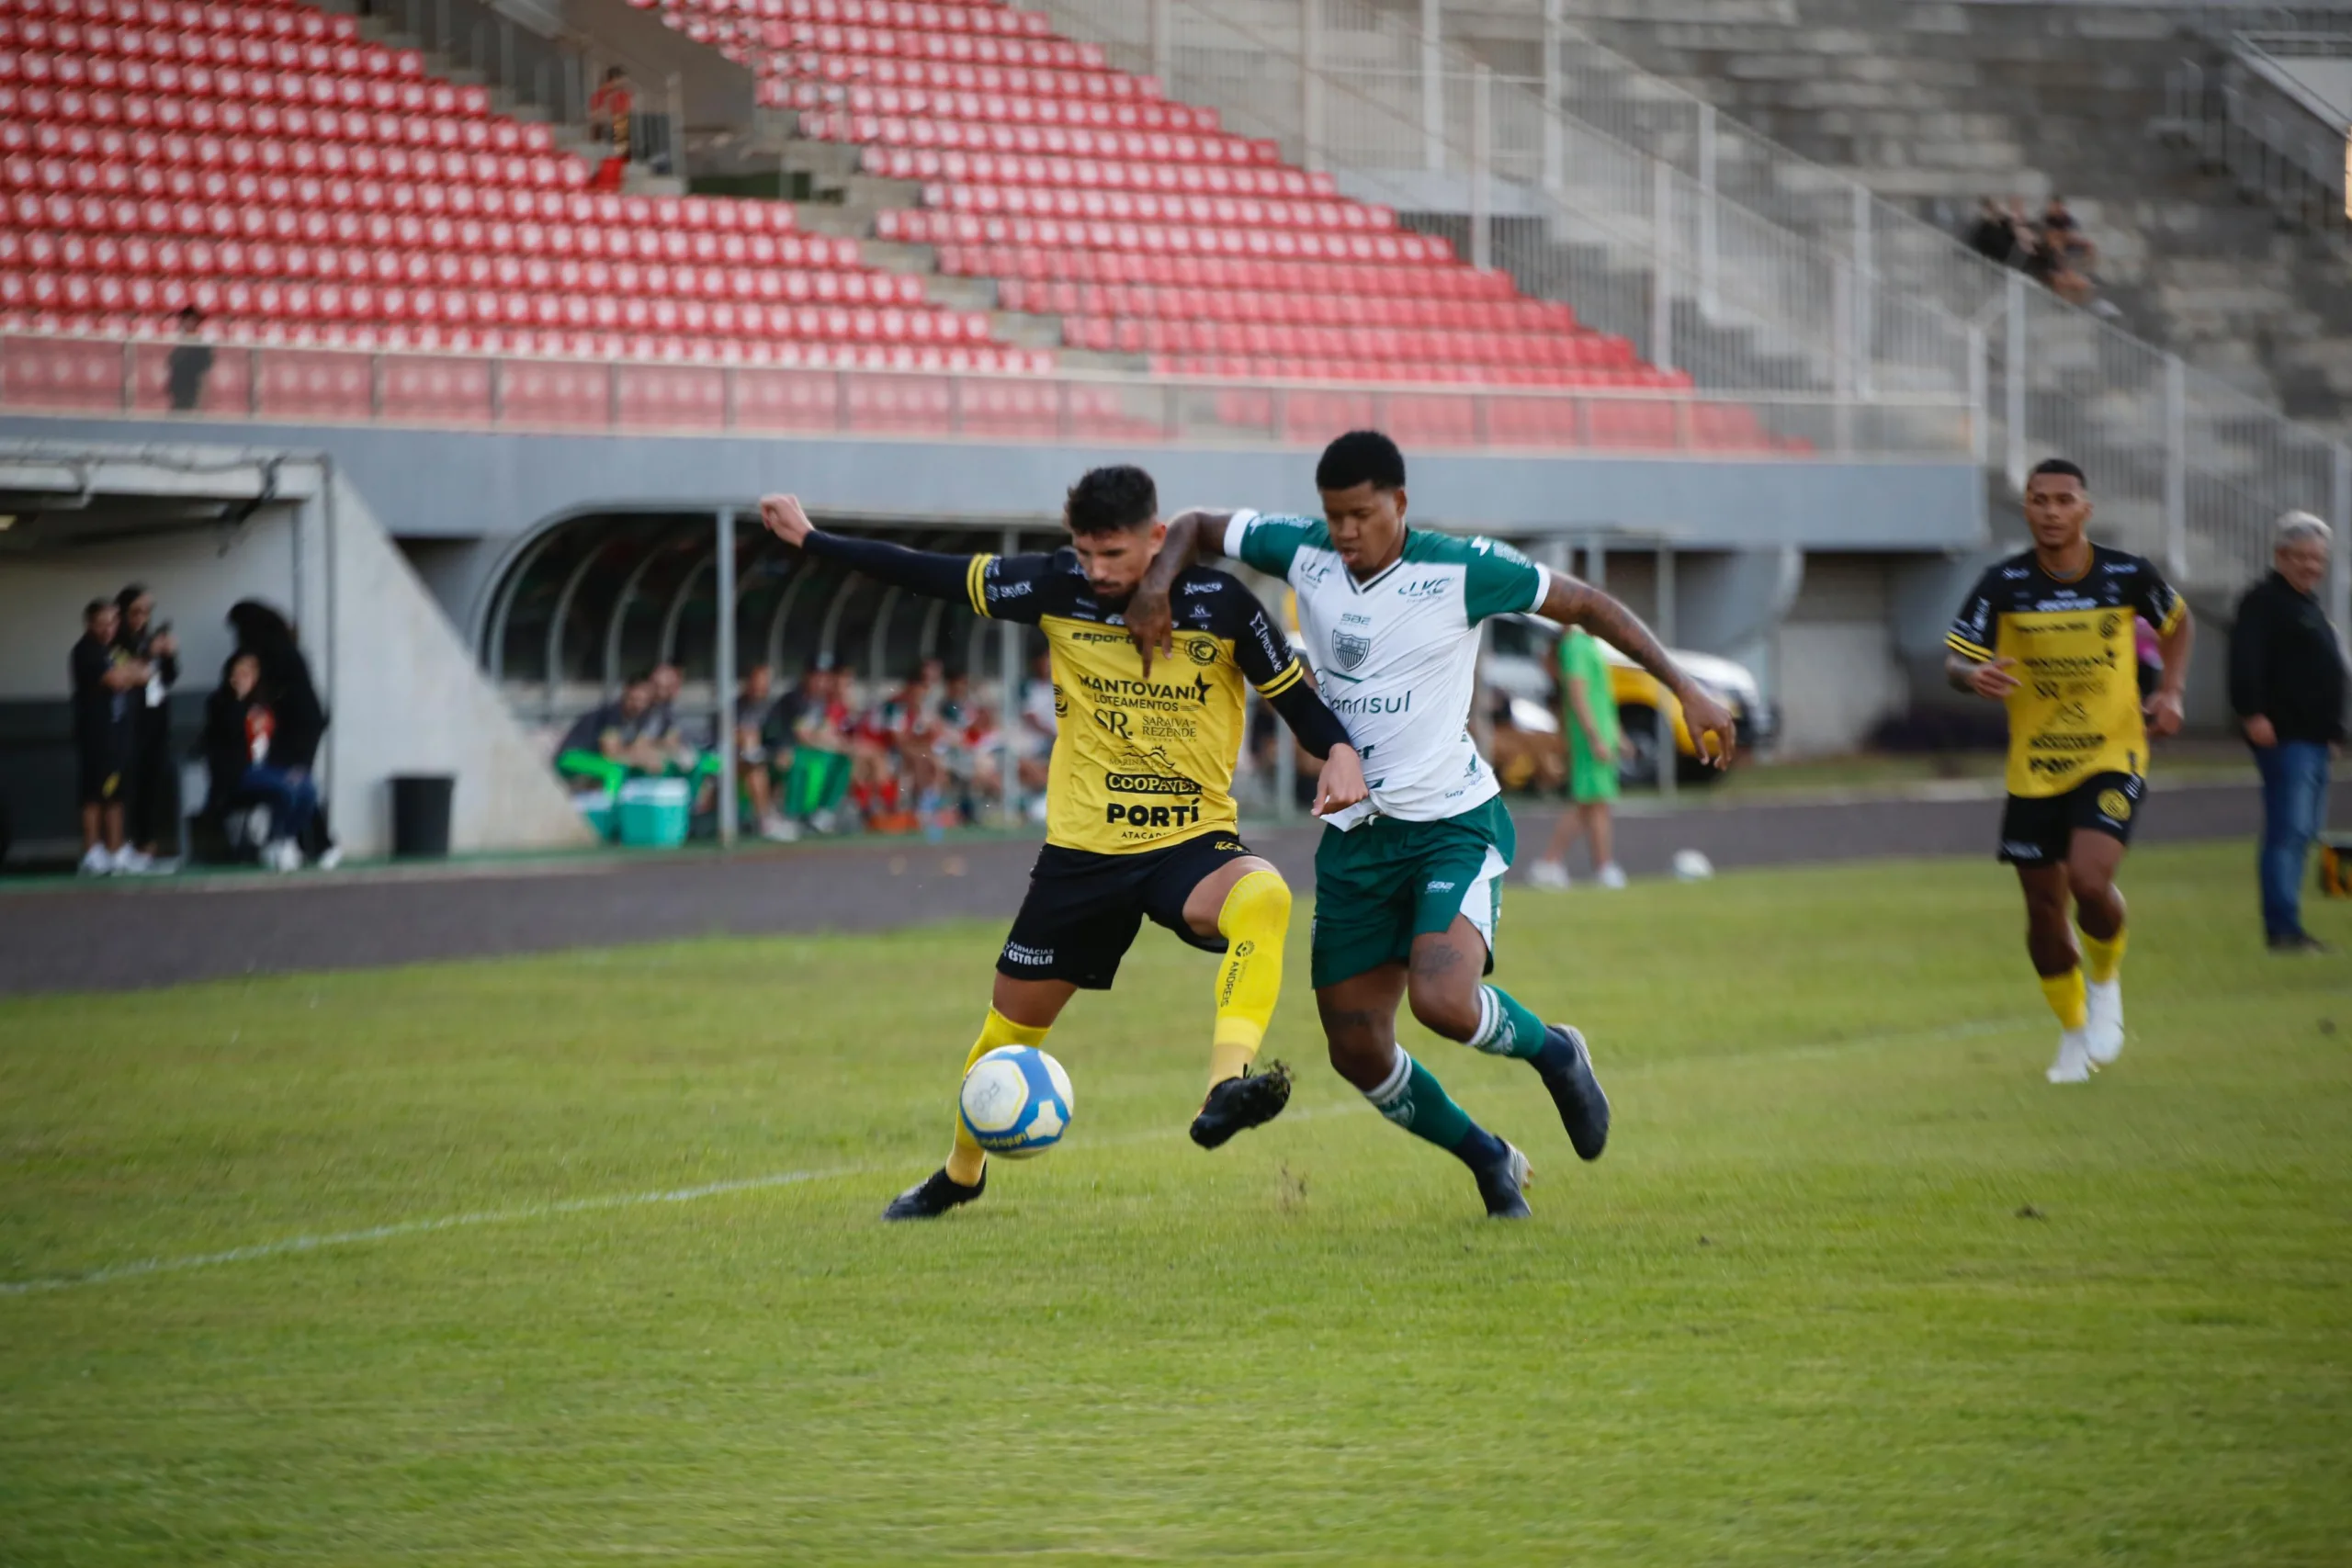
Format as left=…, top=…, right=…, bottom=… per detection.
left=480, top=512, right=1061, bottom=718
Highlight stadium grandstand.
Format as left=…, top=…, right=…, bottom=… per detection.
left=0, top=0, right=2343, bottom=870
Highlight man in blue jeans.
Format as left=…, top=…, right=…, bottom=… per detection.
left=2230, top=513, right=2345, bottom=953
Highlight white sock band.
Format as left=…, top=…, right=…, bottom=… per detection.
left=1467, top=986, right=1510, bottom=1054
left=1363, top=1047, right=1412, bottom=1108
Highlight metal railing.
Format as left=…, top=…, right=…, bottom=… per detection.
left=2165, top=34, right=2352, bottom=229
left=1032, top=0, right=2352, bottom=592
left=0, top=330, right=1979, bottom=460
left=355, top=0, right=684, bottom=175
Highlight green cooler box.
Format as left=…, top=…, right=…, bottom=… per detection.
left=616, top=778, right=691, bottom=848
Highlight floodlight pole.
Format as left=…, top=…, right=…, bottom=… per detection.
left=716, top=506, right=738, bottom=851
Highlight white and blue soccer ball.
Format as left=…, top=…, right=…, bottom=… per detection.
left=958, top=1045, right=1074, bottom=1159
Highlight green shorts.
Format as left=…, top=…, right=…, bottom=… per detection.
left=1310, top=795, right=1517, bottom=988
left=557, top=750, right=629, bottom=795
left=1567, top=732, right=1620, bottom=804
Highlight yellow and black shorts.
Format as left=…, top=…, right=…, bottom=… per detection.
left=1997, top=772, right=2143, bottom=866
left=997, top=832, right=1259, bottom=990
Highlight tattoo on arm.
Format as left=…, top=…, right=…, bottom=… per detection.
left=1540, top=575, right=1685, bottom=694
left=1945, top=653, right=1980, bottom=694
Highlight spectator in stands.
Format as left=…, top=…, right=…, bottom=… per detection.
left=2003, top=197, right=2041, bottom=264
left=166, top=307, right=214, bottom=413
left=1967, top=197, right=2018, bottom=264
left=733, top=663, right=800, bottom=843
left=556, top=672, right=662, bottom=797
left=591, top=68, right=634, bottom=160
left=2041, top=196, right=2095, bottom=268
left=203, top=650, right=318, bottom=874
left=2232, top=513, right=2344, bottom=953
left=112, top=584, right=179, bottom=866
left=72, top=598, right=148, bottom=876
left=785, top=665, right=854, bottom=833
left=229, top=601, right=338, bottom=869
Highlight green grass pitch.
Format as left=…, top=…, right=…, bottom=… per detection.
left=2, top=840, right=2347, bottom=1565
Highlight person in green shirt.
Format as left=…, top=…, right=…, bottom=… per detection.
left=1529, top=627, right=1629, bottom=890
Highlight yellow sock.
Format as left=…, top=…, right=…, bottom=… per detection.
left=944, top=1006, right=1052, bottom=1187
left=2038, top=966, right=2088, bottom=1031
left=1207, top=869, right=1292, bottom=1089
left=2079, top=924, right=2126, bottom=985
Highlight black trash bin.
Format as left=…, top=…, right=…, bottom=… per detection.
left=390, top=774, right=455, bottom=860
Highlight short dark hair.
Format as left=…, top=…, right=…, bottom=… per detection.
left=624, top=669, right=654, bottom=687
left=84, top=598, right=112, bottom=623
left=1317, top=430, right=1406, bottom=492
left=2029, top=457, right=2086, bottom=485
left=1064, top=465, right=1157, bottom=536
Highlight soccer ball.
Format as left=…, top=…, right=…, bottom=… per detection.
left=1672, top=848, right=1715, bottom=881
left=959, top=1045, right=1074, bottom=1159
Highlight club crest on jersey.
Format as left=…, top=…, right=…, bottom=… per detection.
left=1331, top=628, right=1372, bottom=671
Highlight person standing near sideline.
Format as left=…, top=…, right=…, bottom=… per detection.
left=71, top=599, right=149, bottom=875
left=2230, top=512, right=2344, bottom=953
left=1529, top=626, right=1630, bottom=890
left=113, top=584, right=180, bottom=865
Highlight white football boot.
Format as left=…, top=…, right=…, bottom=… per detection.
left=1526, top=859, right=1570, bottom=891
left=2046, top=1026, right=2094, bottom=1085
left=2084, top=978, right=2124, bottom=1066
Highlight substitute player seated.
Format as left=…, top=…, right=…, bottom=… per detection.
left=758, top=469, right=1366, bottom=1220
left=1946, top=457, right=2193, bottom=1084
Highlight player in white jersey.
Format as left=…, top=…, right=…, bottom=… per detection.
left=1129, top=431, right=1738, bottom=1217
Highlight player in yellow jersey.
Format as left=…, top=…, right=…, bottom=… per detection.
left=1945, top=458, right=2194, bottom=1083
left=759, top=469, right=1367, bottom=1218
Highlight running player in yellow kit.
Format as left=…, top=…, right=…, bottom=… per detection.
left=1945, top=458, right=2194, bottom=1083
left=760, top=469, right=1366, bottom=1218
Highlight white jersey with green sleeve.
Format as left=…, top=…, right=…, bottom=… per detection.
left=1224, top=510, right=1550, bottom=828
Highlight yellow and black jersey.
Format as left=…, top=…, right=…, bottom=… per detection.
left=1946, top=546, right=2186, bottom=798
left=796, top=529, right=1329, bottom=855
left=965, top=547, right=1308, bottom=852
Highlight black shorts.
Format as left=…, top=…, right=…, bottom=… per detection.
left=75, top=728, right=130, bottom=807
left=998, top=832, right=1260, bottom=990
left=1998, top=772, right=2143, bottom=866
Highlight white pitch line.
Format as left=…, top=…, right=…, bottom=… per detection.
left=0, top=1020, right=2032, bottom=1298
left=0, top=1106, right=1350, bottom=1298
left=0, top=1164, right=862, bottom=1297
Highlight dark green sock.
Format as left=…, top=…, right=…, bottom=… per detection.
left=1365, top=1052, right=1483, bottom=1154
left=1467, top=985, right=1549, bottom=1060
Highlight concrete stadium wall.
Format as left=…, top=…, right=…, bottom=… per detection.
left=321, top=468, right=594, bottom=858
left=0, top=445, right=593, bottom=859
left=0, top=413, right=1989, bottom=634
